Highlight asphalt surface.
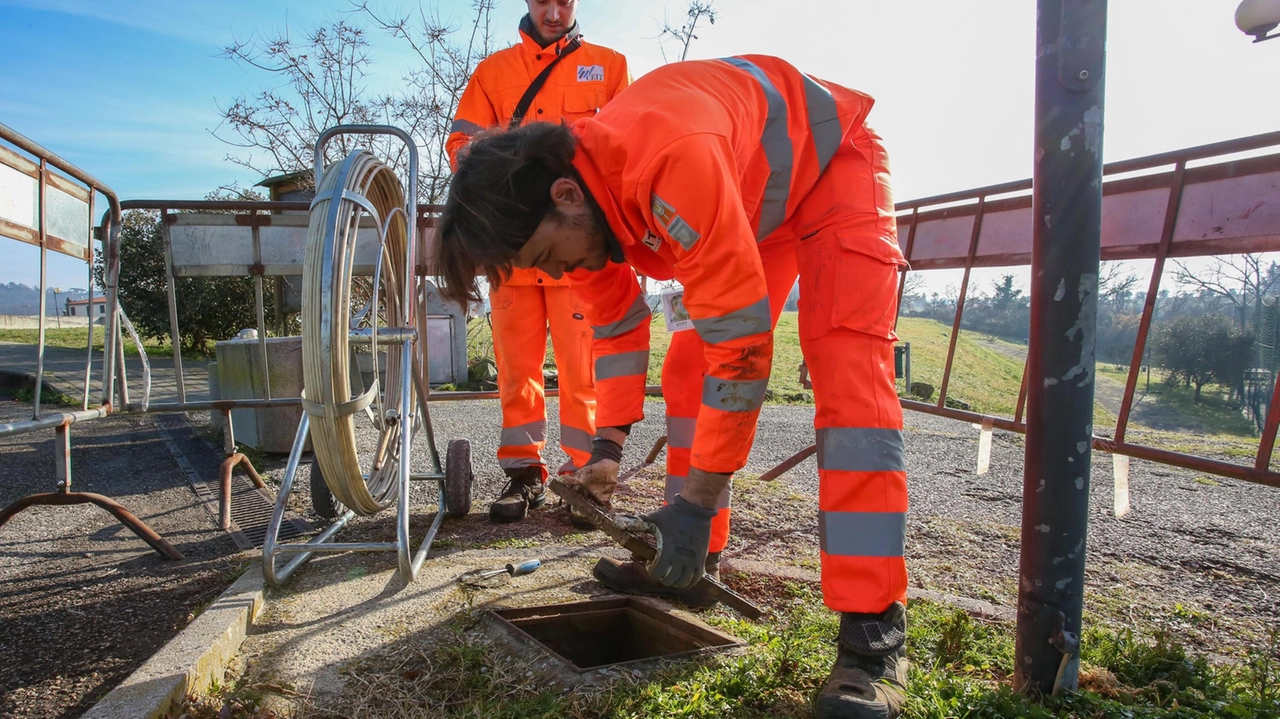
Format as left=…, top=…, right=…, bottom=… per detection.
left=0, top=400, right=245, bottom=719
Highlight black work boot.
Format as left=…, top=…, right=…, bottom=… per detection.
left=488, top=467, right=547, bottom=522
left=814, top=602, right=909, bottom=719
left=592, top=552, right=722, bottom=608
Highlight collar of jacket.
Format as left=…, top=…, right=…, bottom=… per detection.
left=518, top=14, right=582, bottom=53
left=569, top=140, right=628, bottom=264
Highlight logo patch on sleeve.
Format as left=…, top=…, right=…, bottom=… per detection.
left=650, top=195, right=701, bottom=251
left=577, top=65, right=605, bottom=82
left=641, top=231, right=663, bottom=251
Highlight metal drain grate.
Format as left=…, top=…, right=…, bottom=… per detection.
left=152, top=414, right=312, bottom=550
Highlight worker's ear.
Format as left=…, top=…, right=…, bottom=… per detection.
left=549, top=177, right=585, bottom=209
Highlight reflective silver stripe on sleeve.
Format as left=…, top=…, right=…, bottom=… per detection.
left=702, top=376, right=769, bottom=413
left=692, top=296, right=772, bottom=345
left=500, top=420, right=547, bottom=447
left=819, top=511, right=907, bottom=558
left=560, top=425, right=594, bottom=455
left=817, top=428, right=906, bottom=472
left=592, top=294, right=652, bottom=339
left=595, top=350, right=649, bottom=380
left=665, top=474, right=732, bottom=509
left=722, top=56, right=793, bottom=240
left=802, top=74, right=843, bottom=176
left=665, top=416, right=697, bottom=449
left=450, top=119, right=484, bottom=136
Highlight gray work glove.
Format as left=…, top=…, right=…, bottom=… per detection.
left=642, top=496, right=716, bottom=589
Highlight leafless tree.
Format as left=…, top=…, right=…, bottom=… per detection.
left=1098, top=261, right=1140, bottom=307
left=353, top=0, right=499, bottom=203
left=212, top=21, right=401, bottom=191
left=658, top=1, right=719, bottom=63
left=1172, top=254, right=1280, bottom=333
left=212, top=4, right=497, bottom=204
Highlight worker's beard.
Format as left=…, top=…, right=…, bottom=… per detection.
left=549, top=206, right=609, bottom=272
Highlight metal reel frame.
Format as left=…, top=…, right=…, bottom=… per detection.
left=262, top=124, right=472, bottom=587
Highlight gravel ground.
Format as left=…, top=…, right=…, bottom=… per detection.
left=0, top=400, right=247, bottom=719
left=3, top=391, right=1277, bottom=719
left=302, top=397, right=1280, bottom=657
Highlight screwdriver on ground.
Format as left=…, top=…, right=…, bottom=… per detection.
left=461, top=558, right=542, bottom=582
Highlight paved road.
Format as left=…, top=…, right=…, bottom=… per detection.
left=0, top=341, right=212, bottom=408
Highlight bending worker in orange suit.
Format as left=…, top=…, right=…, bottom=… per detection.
left=436, top=55, right=910, bottom=719
left=446, top=0, right=630, bottom=523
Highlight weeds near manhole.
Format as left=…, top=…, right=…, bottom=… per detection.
left=183, top=582, right=1280, bottom=718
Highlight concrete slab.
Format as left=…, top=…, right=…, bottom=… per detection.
left=236, top=543, right=632, bottom=702
left=82, top=562, right=265, bottom=719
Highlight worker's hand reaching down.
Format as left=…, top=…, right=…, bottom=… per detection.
left=642, top=496, right=716, bottom=589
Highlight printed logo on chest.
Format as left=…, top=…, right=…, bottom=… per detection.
left=577, top=65, right=605, bottom=82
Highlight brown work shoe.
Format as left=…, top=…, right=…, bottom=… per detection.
left=592, top=552, right=721, bottom=608
left=813, top=603, right=909, bottom=719
left=488, top=467, right=547, bottom=523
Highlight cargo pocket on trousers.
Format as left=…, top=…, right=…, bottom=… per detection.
left=797, top=231, right=904, bottom=343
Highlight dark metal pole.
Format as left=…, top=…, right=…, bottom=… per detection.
left=1016, top=0, right=1107, bottom=695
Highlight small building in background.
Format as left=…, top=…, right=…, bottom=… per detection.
left=65, top=296, right=106, bottom=319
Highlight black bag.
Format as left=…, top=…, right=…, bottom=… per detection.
left=508, top=37, right=584, bottom=130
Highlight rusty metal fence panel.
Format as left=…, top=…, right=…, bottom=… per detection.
left=895, top=130, right=1280, bottom=489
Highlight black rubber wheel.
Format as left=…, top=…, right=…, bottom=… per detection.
left=444, top=439, right=474, bottom=517
left=309, top=456, right=345, bottom=520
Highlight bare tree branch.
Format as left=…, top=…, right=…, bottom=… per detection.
left=658, top=1, right=719, bottom=63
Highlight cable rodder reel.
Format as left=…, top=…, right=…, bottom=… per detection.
left=263, top=125, right=473, bottom=586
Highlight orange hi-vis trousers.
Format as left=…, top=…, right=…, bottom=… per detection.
left=660, top=137, right=907, bottom=613
left=490, top=283, right=596, bottom=479
left=661, top=329, right=731, bottom=552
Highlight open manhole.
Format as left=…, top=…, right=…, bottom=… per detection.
left=490, top=597, right=744, bottom=672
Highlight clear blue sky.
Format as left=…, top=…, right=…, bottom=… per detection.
left=2, top=0, right=1278, bottom=292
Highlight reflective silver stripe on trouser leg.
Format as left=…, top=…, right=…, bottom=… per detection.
left=498, top=419, right=547, bottom=471
left=816, top=427, right=906, bottom=472
left=595, top=350, right=649, bottom=380
left=556, top=425, right=594, bottom=474
left=721, top=56, right=792, bottom=240
left=819, top=511, right=906, bottom=557
left=666, top=415, right=697, bottom=449
left=665, top=473, right=732, bottom=509
left=816, top=427, right=907, bottom=557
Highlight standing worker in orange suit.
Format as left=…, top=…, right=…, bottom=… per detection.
left=435, top=55, right=911, bottom=719
left=447, top=0, right=631, bottom=523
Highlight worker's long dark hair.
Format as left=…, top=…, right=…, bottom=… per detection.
left=435, top=122, right=579, bottom=306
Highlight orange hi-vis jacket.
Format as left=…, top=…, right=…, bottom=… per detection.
left=569, top=55, right=902, bottom=474
left=448, top=19, right=630, bottom=288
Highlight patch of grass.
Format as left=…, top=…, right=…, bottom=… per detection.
left=0, top=326, right=174, bottom=357
left=1137, top=376, right=1257, bottom=437
left=192, top=585, right=1280, bottom=719
left=475, top=536, right=540, bottom=550
left=12, top=386, right=79, bottom=406
left=1193, top=476, right=1221, bottom=487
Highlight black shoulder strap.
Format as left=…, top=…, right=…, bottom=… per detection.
left=508, top=37, right=584, bottom=130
